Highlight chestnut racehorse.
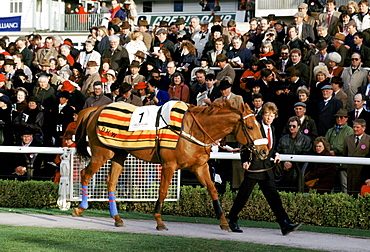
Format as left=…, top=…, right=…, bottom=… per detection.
left=72, top=101, right=268, bottom=231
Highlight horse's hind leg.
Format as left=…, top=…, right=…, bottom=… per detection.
left=72, top=147, right=114, bottom=217
left=106, top=153, right=128, bottom=227
left=154, top=163, right=176, bottom=231
left=192, top=163, right=229, bottom=231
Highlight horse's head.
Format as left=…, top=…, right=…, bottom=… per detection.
left=234, top=103, right=269, bottom=160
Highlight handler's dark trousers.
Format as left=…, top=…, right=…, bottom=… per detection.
left=228, top=176, right=289, bottom=223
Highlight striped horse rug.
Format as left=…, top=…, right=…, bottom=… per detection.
left=97, top=101, right=188, bottom=150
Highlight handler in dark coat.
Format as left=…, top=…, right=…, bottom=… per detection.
left=228, top=102, right=301, bottom=235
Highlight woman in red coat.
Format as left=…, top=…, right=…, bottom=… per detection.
left=167, top=72, right=189, bottom=103
left=305, top=136, right=336, bottom=194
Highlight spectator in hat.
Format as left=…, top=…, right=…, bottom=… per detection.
left=117, top=82, right=142, bottom=106
left=33, top=75, right=56, bottom=112
left=12, top=53, right=32, bottom=83
left=292, top=12, right=315, bottom=42
left=341, top=52, right=367, bottom=111
left=328, top=33, right=347, bottom=67
left=328, top=52, right=344, bottom=78
left=76, top=39, right=101, bottom=73
left=13, top=96, right=44, bottom=143
left=192, top=20, right=210, bottom=58
left=49, top=91, right=74, bottom=146
left=133, top=81, right=148, bottom=102
left=83, top=81, right=112, bottom=109
left=175, top=17, right=190, bottom=36
left=102, top=69, right=117, bottom=95
left=108, top=82, right=122, bottom=102
left=345, top=31, right=370, bottom=67
left=318, top=0, right=341, bottom=36
left=282, top=101, right=318, bottom=142
left=214, top=79, right=243, bottom=109
left=123, top=1, right=137, bottom=30
left=190, top=55, right=215, bottom=81
left=309, top=40, right=330, bottom=84
left=109, top=0, right=126, bottom=23
left=15, top=36, right=33, bottom=68
left=215, top=54, right=235, bottom=86
left=317, top=84, right=343, bottom=136
left=325, top=108, right=353, bottom=194
left=123, top=60, right=145, bottom=87
left=32, top=36, right=59, bottom=70
left=273, top=20, right=286, bottom=44
left=311, top=64, right=331, bottom=101
left=69, top=63, right=86, bottom=88
left=352, top=0, right=370, bottom=32
left=298, top=2, right=316, bottom=27
left=331, top=76, right=348, bottom=108
left=167, top=72, right=189, bottom=103
left=124, top=31, right=147, bottom=63
left=37, top=60, right=58, bottom=86
left=81, top=61, right=101, bottom=98
left=12, top=128, right=43, bottom=180
left=133, top=50, right=146, bottom=65
left=60, top=80, right=86, bottom=112
left=152, top=28, right=175, bottom=58
left=0, top=73, right=10, bottom=96
left=138, top=19, right=152, bottom=50
left=141, top=56, right=159, bottom=80
left=285, top=66, right=308, bottom=96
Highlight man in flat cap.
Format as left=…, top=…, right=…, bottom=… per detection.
left=152, top=28, right=175, bottom=58
left=293, top=12, right=315, bottom=42
left=298, top=3, right=316, bottom=27
left=317, top=84, right=343, bottom=136
left=325, top=108, right=353, bottom=194
left=192, top=20, right=210, bottom=57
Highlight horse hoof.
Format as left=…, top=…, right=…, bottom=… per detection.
left=156, top=225, right=169, bottom=231
left=220, top=224, right=230, bottom=231
left=115, top=221, right=125, bottom=227
left=72, top=208, right=80, bottom=217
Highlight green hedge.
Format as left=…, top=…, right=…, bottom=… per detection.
left=0, top=180, right=369, bottom=229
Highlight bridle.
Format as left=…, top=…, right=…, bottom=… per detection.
left=239, top=113, right=268, bottom=156
left=181, top=110, right=267, bottom=154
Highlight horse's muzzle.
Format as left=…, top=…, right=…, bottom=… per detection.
left=256, top=149, right=269, bottom=160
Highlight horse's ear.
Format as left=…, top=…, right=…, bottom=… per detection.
left=244, top=103, right=251, bottom=110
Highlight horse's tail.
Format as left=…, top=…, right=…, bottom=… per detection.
left=75, top=106, right=100, bottom=160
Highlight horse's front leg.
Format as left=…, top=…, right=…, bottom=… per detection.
left=193, top=163, right=229, bottom=231
left=154, top=163, right=176, bottom=231
left=72, top=160, right=103, bottom=217
left=106, top=158, right=126, bottom=227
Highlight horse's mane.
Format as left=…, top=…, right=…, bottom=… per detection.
left=188, top=102, right=242, bottom=118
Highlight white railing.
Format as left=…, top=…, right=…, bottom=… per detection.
left=1, top=146, right=369, bottom=209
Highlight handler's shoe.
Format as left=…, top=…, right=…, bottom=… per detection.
left=228, top=221, right=243, bottom=233
left=280, top=220, right=301, bottom=235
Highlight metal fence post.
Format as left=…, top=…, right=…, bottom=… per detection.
left=57, top=148, right=73, bottom=210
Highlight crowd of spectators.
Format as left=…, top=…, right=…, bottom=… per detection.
left=0, top=0, right=369, bottom=195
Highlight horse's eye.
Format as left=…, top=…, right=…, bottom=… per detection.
left=247, top=126, right=253, bottom=130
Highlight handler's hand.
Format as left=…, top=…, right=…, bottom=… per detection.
left=274, top=154, right=281, bottom=163
left=243, top=162, right=251, bottom=170
left=284, top=161, right=292, bottom=170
